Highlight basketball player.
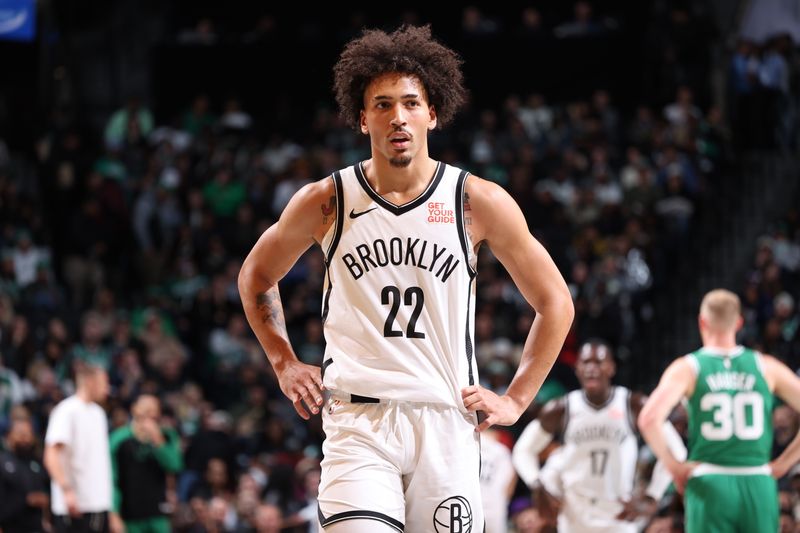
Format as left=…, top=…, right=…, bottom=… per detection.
left=512, top=340, right=684, bottom=532
left=238, top=25, right=574, bottom=533
left=480, top=429, right=517, bottom=533
left=639, top=289, right=800, bottom=533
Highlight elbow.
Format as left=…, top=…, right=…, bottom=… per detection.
left=548, top=287, right=575, bottom=329
left=238, top=257, right=275, bottom=298
left=43, top=446, right=55, bottom=474
left=237, top=259, right=253, bottom=295
left=561, top=292, right=575, bottom=325
left=537, top=287, right=574, bottom=326
left=637, top=407, right=658, bottom=435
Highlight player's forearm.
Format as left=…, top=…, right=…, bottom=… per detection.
left=772, top=430, right=800, bottom=477
left=505, top=297, right=573, bottom=412
left=646, top=423, right=686, bottom=499
left=43, top=445, right=71, bottom=490
left=238, top=267, right=298, bottom=372
left=639, top=419, right=682, bottom=473
left=511, top=420, right=553, bottom=487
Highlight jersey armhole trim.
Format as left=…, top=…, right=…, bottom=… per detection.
left=625, top=388, right=638, bottom=435
left=754, top=351, right=767, bottom=380
left=561, top=394, right=570, bottom=437
left=318, top=508, right=404, bottom=532
left=685, top=354, right=700, bottom=377
left=324, top=171, right=345, bottom=264
left=455, top=170, right=477, bottom=279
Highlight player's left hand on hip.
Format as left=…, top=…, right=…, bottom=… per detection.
left=769, top=459, right=788, bottom=479
left=460, top=385, right=521, bottom=431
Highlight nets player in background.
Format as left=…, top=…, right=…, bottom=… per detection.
left=238, top=24, right=574, bottom=533
left=479, top=429, right=517, bottom=533
left=512, top=340, right=685, bottom=532
left=639, top=289, right=800, bottom=533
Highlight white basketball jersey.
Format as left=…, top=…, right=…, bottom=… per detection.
left=319, top=161, right=478, bottom=408
left=480, top=437, right=515, bottom=533
left=556, top=387, right=638, bottom=523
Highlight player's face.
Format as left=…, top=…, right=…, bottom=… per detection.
left=88, top=369, right=110, bottom=403
left=360, top=73, right=437, bottom=168
left=575, top=343, right=614, bottom=394
left=133, top=395, right=161, bottom=422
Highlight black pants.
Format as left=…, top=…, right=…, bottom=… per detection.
left=53, top=512, right=109, bottom=533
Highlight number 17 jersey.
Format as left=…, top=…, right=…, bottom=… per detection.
left=319, top=161, right=478, bottom=409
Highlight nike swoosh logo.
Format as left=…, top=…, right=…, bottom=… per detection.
left=349, top=207, right=378, bottom=219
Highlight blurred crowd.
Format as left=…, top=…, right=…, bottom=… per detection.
left=0, top=2, right=799, bottom=532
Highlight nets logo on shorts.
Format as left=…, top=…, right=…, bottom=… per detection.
left=433, top=496, right=472, bottom=533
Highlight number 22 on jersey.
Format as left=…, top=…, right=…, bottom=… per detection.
left=382, top=285, right=425, bottom=338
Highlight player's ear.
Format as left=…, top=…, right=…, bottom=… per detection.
left=428, top=105, right=437, bottom=131
left=360, top=110, right=368, bottom=135
left=734, top=315, right=744, bottom=332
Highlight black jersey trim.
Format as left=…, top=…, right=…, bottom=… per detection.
left=350, top=394, right=380, bottom=403
left=324, top=171, right=345, bottom=264
left=321, top=358, right=334, bottom=380
left=582, top=386, right=617, bottom=411
left=465, top=277, right=476, bottom=386
left=354, top=160, right=445, bottom=216
left=455, top=170, right=477, bottom=278
left=321, top=267, right=333, bottom=323
left=625, top=388, right=638, bottom=435
left=321, top=172, right=344, bottom=322
left=318, top=508, right=404, bottom=532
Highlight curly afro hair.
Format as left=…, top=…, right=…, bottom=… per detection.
left=333, top=24, right=467, bottom=131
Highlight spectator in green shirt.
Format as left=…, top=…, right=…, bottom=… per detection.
left=110, top=395, right=183, bottom=533
left=203, top=169, right=246, bottom=218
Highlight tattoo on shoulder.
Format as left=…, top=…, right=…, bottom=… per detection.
left=464, top=192, right=472, bottom=225
left=321, top=196, right=336, bottom=224
left=256, top=290, right=287, bottom=329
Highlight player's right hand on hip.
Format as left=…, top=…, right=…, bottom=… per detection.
left=669, top=461, right=698, bottom=494
left=277, top=361, right=325, bottom=419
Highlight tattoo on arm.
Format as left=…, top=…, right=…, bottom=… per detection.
left=464, top=192, right=472, bottom=225
left=321, top=196, right=336, bottom=224
left=256, top=290, right=287, bottom=331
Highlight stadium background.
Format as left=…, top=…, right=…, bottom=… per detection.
left=0, top=0, right=799, bottom=531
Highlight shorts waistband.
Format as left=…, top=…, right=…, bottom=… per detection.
left=327, top=390, right=383, bottom=404
left=691, top=463, right=771, bottom=477
left=325, top=390, right=469, bottom=410
left=349, top=393, right=380, bottom=403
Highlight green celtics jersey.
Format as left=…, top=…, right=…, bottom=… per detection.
left=686, top=346, right=773, bottom=466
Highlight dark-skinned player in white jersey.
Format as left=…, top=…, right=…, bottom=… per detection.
left=513, top=340, right=685, bottom=532
left=238, top=25, right=573, bottom=533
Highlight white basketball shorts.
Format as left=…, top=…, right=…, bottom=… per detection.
left=317, top=394, right=484, bottom=532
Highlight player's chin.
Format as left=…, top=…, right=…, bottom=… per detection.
left=582, top=380, right=604, bottom=393
left=389, top=154, right=412, bottom=167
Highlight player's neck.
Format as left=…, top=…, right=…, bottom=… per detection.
left=701, top=333, right=738, bottom=350
left=584, top=388, right=612, bottom=407
left=365, top=155, right=438, bottom=196
left=75, top=388, right=93, bottom=403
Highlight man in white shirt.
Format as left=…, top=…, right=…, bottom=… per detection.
left=44, top=363, right=113, bottom=533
